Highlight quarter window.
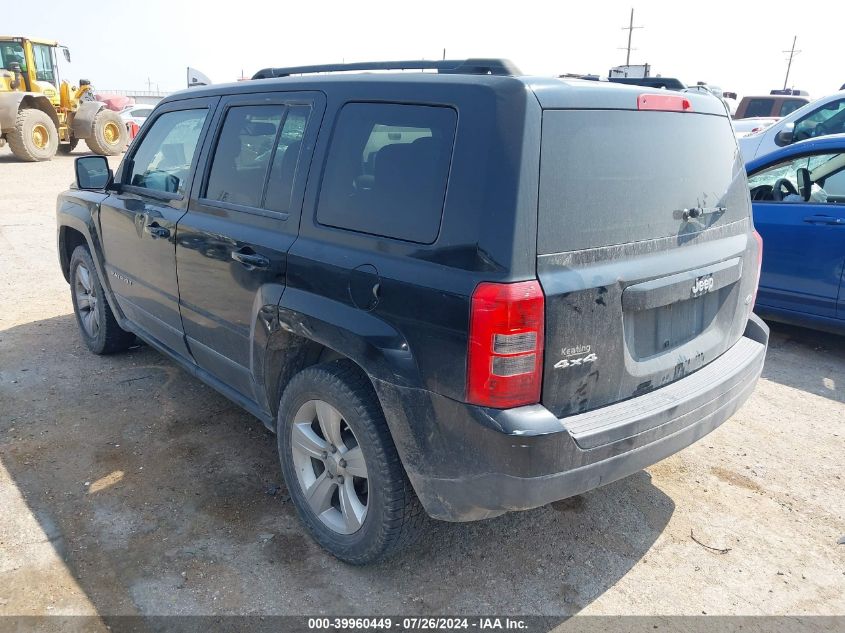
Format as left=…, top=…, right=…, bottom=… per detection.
left=127, top=109, right=208, bottom=195
left=316, top=103, right=457, bottom=243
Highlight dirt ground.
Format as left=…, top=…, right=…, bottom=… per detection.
left=0, top=145, right=843, bottom=624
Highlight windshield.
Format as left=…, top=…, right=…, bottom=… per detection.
left=0, top=42, right=26, bottom=71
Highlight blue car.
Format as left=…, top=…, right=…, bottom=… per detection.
left=746, top=134, right=845, bottom=333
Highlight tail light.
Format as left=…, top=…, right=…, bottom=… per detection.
left=751, top=230, right=763, bottom=308
left=467, top=281, right=544, bottom=408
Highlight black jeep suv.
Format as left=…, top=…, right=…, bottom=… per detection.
left=57, top=59, right=769, bottom=564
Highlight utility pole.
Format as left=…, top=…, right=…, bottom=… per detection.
left=782, top=36, right=801, bottom=90
left=620, top=8, right=644, bottom=66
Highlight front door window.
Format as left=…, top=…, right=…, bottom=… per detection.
left=793, top=100, right=845, bottom=142
left=126, top=109, right=208, bottom=195
left=31, top=44, right=56, bottom=84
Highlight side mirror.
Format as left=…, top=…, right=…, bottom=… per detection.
left=75, top=156, right=112, bottom=190
left=797, top=167, right=812, bottom=201
left=62, top=47, right=71, bottom=63
left=775, top=124, right=794, bottom=147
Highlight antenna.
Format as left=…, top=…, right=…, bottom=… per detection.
left=619, top=8, right=644, bottom=66
left=782, top=35, right=801, bottom=91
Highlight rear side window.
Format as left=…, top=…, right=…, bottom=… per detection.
left=204, top=104, right=310, bottom=211
left=127, top=109, right=208, bottom=194
left=743, top=98, right=773, bottom=118
left=265, top=106, right=310, bottom=213
left=316, top=103, right=456, bottom=243
left=205, top=105, right=283, bottom=208
left=779, top=100, right=805, bottom=117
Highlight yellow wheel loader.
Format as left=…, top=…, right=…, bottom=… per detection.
left=0, top=36, right=127, bottom=161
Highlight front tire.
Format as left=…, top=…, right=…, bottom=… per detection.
left=85, top=109, right=128, bottom=155
left=7, top=108, right=58, bottom=161
left=278, top=361, right=423, bottom=564
left=69, top=245, right=135, bottom=355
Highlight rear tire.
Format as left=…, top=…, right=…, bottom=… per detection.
left=7, top=108, right=58, bottom=162
left=69, top=245, right=135, bottom=355
left=277, top=360, right=424, bottom=564
left=85, top=109, right=127, bottom=155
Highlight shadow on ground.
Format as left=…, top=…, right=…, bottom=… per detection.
left=0, top=313, right=674, bottom=617
left=760, top=319, right=845, bottom=404
left=0, top=148, right=99, bottom=164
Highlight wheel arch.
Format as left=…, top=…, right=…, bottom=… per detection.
left=58, top=225, right=88, bottom=282
left=262, top=289, right=421, bottom=430
left=0, top=92, right=59, bottom=130
left=56, top=193, right=127, bottom=328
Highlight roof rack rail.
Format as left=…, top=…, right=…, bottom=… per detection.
left=251, top=58, right=521, bottom=80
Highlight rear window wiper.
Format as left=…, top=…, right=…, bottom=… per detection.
left=674, top=206, right=727, bottom=221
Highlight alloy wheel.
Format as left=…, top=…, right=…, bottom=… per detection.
left=290, top=399, right=369, bottom=535
left=74, top=263, right=100, bottom=338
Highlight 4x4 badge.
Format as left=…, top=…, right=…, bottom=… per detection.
left=554, top=353, right=598, bottom=370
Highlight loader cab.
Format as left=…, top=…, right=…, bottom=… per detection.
left=0, top=36, right=67, bottom=106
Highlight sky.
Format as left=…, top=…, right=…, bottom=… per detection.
left=4, top=0, right=843, bottom=99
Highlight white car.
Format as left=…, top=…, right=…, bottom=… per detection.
left=739, top=90, right=845, bottom=161
left=119, top=105, right=153, bottom=128
left=732, top=117, right=778, bottom=139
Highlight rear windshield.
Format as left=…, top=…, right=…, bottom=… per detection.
left=538, top=110, right=747, bottom=254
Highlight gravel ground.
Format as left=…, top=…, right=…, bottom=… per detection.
left=0, top=145, right=843, bottom=623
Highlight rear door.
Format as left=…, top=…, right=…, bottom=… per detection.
left=536, top=104, right=760, bottom=417
left=748, top=151, right=845, bottom=319
left=98, top=98, right=216, bottom=357
left=175, top=91, right=323, bottom=400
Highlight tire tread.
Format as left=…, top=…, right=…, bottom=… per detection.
left=69, top=245, right=135, bottom=355
left=279, top=360, right=424, bottom=564
left=7, top=108, right=58, bottom=162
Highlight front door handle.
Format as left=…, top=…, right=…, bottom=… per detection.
left=144, top=222, right=170, bottom=238
left=803, top=215, right=845, bottom=225
left=231, top=249, right=270, bottom=269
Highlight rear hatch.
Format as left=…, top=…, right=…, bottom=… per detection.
left=535, top=89, right=759, bottom=418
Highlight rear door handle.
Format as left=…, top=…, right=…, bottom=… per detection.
left=803, top=216, right=845, bottom=225
left=144, top=222, right=170, bottom=238
left=231, top=249, right=270, bottom=269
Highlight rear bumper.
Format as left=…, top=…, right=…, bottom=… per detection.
left=374, top=314, right=769, bottom=521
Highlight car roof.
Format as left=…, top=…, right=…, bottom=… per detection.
left=161, top=72, right=729, bottom=116
left=745, top=133, right=845, bottom=172
left=740, top=95, right=807, bottom=100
